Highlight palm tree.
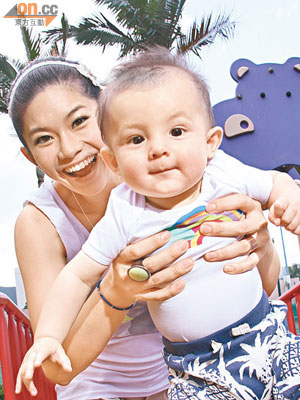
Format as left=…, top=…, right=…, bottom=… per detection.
left=0, top=13, right=69, bottom=114
left=0, top=13, right=70, bottom=186
left=0, top=27, right=44, bottom=185
left=45, top=0, right=236, bottom=58
left=0, top=27, right=42, bottom=114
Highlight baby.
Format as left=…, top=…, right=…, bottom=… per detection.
left=18, top=47, right=300, bottom=399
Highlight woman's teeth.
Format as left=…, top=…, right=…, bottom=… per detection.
left=65, top=156, right=96, bottom=174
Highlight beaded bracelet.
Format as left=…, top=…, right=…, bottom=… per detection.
left=96, top=280, right=135, bottom=311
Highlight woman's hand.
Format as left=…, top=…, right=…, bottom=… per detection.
left=199, top=194, right=269, bottom=274
left=199, top=193, right=280, bottom=295
left=101, top=231, right=194, bottom=308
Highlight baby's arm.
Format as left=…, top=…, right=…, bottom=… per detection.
left=267, top=171, right=300, bottom=234
left=34, top=251, right=106, bottom=342
left=16, top=251, right=107, bottom=393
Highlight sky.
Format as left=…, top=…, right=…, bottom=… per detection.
left=0, top=0, right=300, bottom=286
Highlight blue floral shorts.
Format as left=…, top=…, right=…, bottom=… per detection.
left=163, top=292, right=300, bottom=400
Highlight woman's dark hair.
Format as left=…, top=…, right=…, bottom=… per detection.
left=8, top=57, right=101, bottom=148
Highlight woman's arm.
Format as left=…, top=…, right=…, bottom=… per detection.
left=199, top=194, right=280, bottom=295
left=15, top=204, right=68, bottom=331
left=15, top=204, right=193, bottom=393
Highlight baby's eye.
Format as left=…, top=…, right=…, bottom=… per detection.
left=72, top=116, right=88, bottom=128
left=170, top=128, right=183, bottom=137
left=35, top=135, right=52, bottom=145
left=130, top=136, right=145, bottom=145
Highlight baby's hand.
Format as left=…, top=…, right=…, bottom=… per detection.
left=15, top=337, right=72, bottom=396
left=269, top=197, right=300, bottom=234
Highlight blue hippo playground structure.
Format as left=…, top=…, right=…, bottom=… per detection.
left=1, top=58, right=300, bottom=399
left=213, top=57, right=300, bottom=178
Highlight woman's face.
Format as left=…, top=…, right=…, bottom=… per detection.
left=22, top=84, right=110, bottom=196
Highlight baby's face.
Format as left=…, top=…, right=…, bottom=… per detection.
left=103, top=70, right=218, bottom=209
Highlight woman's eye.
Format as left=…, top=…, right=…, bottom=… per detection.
left=130, top=136, right=145, bottom=145
left=170, top=128, right=183, bottom=137
left=72, top=116, right=88, bottom=128
left=35, top=135, right=52, bottom=145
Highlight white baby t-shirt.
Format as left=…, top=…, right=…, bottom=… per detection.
left=82, top=150, right=273, bottom=341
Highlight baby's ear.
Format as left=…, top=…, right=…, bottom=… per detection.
left=20, top=147, right=38, bottom=166
left=206, top=126, right=223, bottom=159
left=100, top=146, right=119, bottom=173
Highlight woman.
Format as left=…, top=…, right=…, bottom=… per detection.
left=10, top=58, right=279, bottom=399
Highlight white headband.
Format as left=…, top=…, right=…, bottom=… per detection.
left=8, top=60, right=102, bottom=115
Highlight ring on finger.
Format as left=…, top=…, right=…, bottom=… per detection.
left=245, top=235, right=258, bottom=253
left=128, top=259, right=151, bottom=282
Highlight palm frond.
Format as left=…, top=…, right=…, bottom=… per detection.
left=0, top=55, right=22, bottom=113
left=21, top=27, right=42, bottom=60
left=164, top=0, right=186, bottom=44
left=89, top=0, right=183, bottom=49
left=42, top=14, right=77, bottom=57
left=0, top=55, right=19, bottom=80
left=75, top=13, right=136, bottom=49
left=92, top=0, right=168, bottom=40
left=0, top=76, right=11, bottom=113
left=43, top=24, right=77, bottom=45
left=138, top=0, right=174, bottom=47
left=77, top=11, right=151, bottom=57
left=60, top=13, right=69, bottom=56
left=93, top=0, right=147, bottom=28
left=177, top=13, right=235, bottom=57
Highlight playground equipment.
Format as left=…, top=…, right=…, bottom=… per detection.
left=278, top=282, right=300, bottom=335
left=0, top=293, right=56, bottom=399
left=213, top=58, right=300, bottom=178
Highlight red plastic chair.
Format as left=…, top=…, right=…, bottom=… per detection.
left=278, top=281, right=300, bottom=335
left=0, top=293, right=57, bottom=399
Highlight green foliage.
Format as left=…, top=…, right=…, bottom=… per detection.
left=0, top=55, right=19, bottom=113
left=0, top=15, right=72, bottom=114
left=0, top=26, right=49, bottom=113
left=45, top=0, right=236, bottom=59
left=176, top=13, right=235, bottom=57
left=0, top=384, right=4, bottom=400
left=43, top=13, right=76, bottom=57
left=21, top=27, right=43, bottom=61
left=289, top=264, right=300, bottom=279
left=0, top=27, right=43, bottom=113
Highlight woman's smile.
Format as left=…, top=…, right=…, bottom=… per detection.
left=64, top=155, right=97, bottom=177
